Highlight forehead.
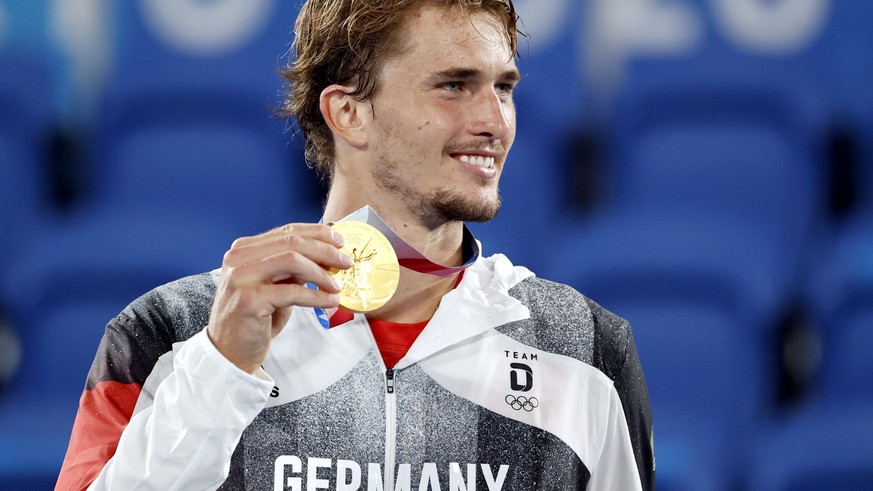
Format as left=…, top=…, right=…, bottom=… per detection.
left=391, top=5, right=515, bottom=73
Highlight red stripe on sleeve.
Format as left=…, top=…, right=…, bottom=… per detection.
left=55, top=381, right=141, bottom=491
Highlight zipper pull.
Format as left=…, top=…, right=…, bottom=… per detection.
left=386, top=368, right=395, bottom=394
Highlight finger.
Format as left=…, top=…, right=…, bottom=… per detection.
left=229, top=249, right=343, bottom=293
left=230, top=223, right=344, bottom=250
left=223, top=230, right=353, bottom=271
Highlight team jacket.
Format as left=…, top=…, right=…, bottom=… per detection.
left=56, top=253, right=654, bottom=490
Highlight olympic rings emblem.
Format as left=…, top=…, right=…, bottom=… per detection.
left=505, top=394, right=539, bottom=412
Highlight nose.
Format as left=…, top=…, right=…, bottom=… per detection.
left=469, top=89, right=513, bottom=140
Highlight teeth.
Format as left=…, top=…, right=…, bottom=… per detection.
left=458, top=155, right=495, bottom=168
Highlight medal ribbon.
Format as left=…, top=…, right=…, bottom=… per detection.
left=338, top=205, right=479, bottom=277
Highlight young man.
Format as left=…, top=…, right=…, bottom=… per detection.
left=56, top=1, right=654, bottom=489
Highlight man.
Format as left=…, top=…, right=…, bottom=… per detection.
left=56, top=0, right=654, bottom=489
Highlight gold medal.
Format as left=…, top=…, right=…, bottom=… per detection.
left=329, top=221, right=400, bottom=312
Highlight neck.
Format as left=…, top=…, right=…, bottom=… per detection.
left=366, top=267, right=460, bottom=323
left=324, top=176, right=465, bottom=323
left=323, top=177, right=465, bottom=267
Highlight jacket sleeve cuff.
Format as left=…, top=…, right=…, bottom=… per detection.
left=192, top=327, right=276, bottom=388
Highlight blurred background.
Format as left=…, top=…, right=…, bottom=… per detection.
left=0, top=0, right=871, bottom=489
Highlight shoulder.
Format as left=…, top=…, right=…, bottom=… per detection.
left=114, top=270, right=219, bottom=344
left=507, top=276, right=631, bottom=380
left=85, top=271, right=219, bottom=391
left=509, top=275, right=593, bottom=315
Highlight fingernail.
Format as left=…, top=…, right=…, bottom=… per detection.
left=331, top=276, right=342, bottom=290
left=340, top=253, right=354, bottom=267
left=332, top=230, right=345, bottom=247
left=327, top=293, right=341, bottom=304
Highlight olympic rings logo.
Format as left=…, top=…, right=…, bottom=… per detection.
left=505, top=394, right=539, bottom=412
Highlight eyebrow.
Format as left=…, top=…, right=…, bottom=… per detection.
left=427, top=67, right=522, bottom=83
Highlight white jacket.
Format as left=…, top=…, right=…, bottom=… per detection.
left=59, top=253, right=653, bottom=491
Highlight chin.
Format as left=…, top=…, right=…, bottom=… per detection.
left=430, top=189, right=501, bottom=223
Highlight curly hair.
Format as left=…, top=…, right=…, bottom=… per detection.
left=277, top=0, right=519, bottom=178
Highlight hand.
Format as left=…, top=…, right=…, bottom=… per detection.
left=206, top=223, right=353, bottom=375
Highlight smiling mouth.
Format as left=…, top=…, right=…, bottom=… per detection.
left=455, top=154, right=496, bottom=169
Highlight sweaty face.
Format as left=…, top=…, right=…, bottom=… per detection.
left=367, top=6, right=519, bottom=226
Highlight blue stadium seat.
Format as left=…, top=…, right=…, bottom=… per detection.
left=543, top=209, right=782, bottom=491
left=805, top=216, right=873, bottom=403
left=19, top=2, right=326, bottom=393
left=0, top=305, right=120, bottom=488
left=746, top=214, right=873, bottom=490
left=858, top=90, right=873, bottom=215
left=512, top=0, right=586, bottom=122
left=607, top=59, right=828, bottom=296
left=0, top=210, right=240, bottom=487
left=112, top=0, right=297, bottom=100
left=86, top=0, right=321, bottom=230
left=1, top=212, right=236, bottom=396
left=748, top=403, right=873, bottom=491
left=809, top=1, right=873, bottom=127
left=0, top=53, right=54, bottom=275
left=89, top=107, right=314, bottom=236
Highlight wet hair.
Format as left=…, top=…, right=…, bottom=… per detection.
left=277, top=0, right=519, bottom=178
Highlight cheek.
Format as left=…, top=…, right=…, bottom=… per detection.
left=411, top=117, right=455, bottom=154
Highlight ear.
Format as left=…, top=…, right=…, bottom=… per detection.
left=319, top=85, right=371, bottom=149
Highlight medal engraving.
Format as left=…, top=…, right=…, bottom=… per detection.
left=330, top=221, right=399, bottom=312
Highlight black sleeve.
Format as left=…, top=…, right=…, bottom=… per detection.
left=590, top=299, right=656, bottom=491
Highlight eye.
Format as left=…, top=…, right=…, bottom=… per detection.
left=440, top=81, right=464, bottom=92
left=495, top=83, right=516, bottom=97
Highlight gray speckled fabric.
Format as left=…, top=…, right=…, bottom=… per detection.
left=218, top=275, right=648, bottom=490
left=75, top=267, right=653, bottom=490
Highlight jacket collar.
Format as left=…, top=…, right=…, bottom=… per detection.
left=309, top=251, right=534, bottom=368
left=396, top=252, right=534, bottom=367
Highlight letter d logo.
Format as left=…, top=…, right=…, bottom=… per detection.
left=510, top=363, right=533, bottom=392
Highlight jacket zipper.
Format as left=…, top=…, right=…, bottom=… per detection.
left=384, top=368, right=397, bottom=491
left=386, top=368, right=395, bottom=394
